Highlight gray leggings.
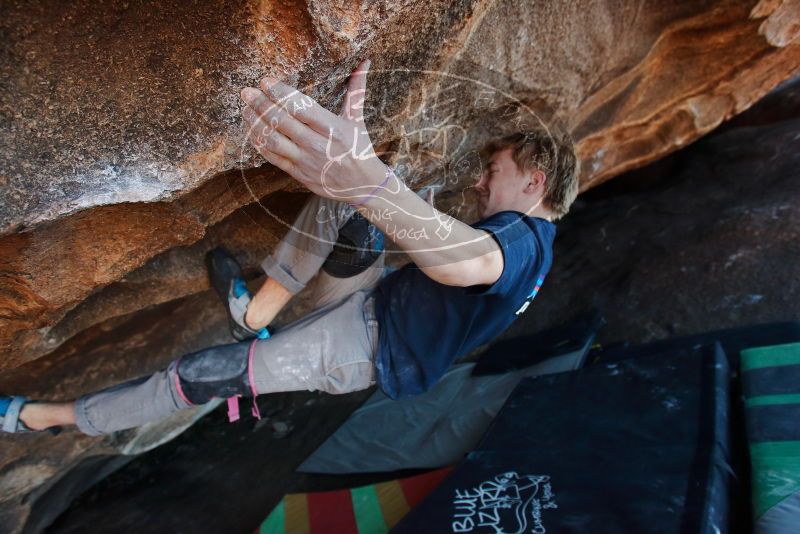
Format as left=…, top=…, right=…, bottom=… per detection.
left=74, top=196, right=385, bottom=436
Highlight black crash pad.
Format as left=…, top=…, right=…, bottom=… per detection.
left=473, top=309, right=604, bottom=376
left=591, top=321, right=800, bottom=371
left=392, top=343, right=732, bottom=534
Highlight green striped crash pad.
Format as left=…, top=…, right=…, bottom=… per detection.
left=256, top=467, right=452, bottom=534
left=742, top=342, right=800, bottom=534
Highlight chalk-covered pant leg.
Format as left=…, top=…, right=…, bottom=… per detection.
left=74, top=291, right=379, bottom=436
left=74, top=345, right=245, bottom=436
left=75, top=196, right=384, bottom=436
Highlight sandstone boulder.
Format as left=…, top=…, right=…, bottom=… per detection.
left=1, top=0, right=798, bottom=366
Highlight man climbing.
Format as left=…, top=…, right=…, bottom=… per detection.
left=1, top=60, right=579, bottom=435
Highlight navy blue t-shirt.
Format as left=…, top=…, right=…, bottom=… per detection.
left=373, top=210, right=556, bottom=399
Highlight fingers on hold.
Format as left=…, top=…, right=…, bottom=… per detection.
left=263, top=150, right=295, bottom=176
left=245, top=84, right=307, bottom=143
left=240, top=87, right=265, bottom=107
left=248, top=128, right=293, bottom=174
left=242, top=87, right=284, bottom=126
left=259, top=77, right=278, bottom=97
left=258, top=79, right=294, bottom=109
left=247, top=123, right=271, bottom=151
left=243, top=105, right=266, bottom=129
left=250, top=126, right=298, bottom=161
left=244, top=106, right=279, bottom=146
left=265, top=81, right=339, bottom=134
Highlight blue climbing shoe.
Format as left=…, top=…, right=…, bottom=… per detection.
left=0, top=396, right=61, bottom=435
left=205, top=247, right=270, bottom=342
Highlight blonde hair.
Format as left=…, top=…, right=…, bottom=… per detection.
left=482, top=131, right=580, bottom=220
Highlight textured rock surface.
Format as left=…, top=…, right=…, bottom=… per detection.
left=0, top=290, right=230, bottom=533
left=509, top=77, right=800, bottom=345
left=1, top=0, right=799, bottom=532
left=2, top=0, right=799, bottom=367
left=0, top=191, right=360, bottom=533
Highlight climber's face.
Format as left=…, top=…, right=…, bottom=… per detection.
left=474, top=148, right=547, bottom=219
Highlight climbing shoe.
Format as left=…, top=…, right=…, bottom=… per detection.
left=0, top=396, right=61, bottom=435
left=205, top=247, right=270, bottom=342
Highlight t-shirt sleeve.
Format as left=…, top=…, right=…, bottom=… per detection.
left=466, top=212, right=542, bottom=297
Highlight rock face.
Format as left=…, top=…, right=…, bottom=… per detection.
left=510, top=76, right=800, bottom=346
left=2, top=0, right=799, bottom=367
left=0, top=0, right=799, bottom=532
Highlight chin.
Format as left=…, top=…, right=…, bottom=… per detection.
left=478, top=203, right=498, bottom=218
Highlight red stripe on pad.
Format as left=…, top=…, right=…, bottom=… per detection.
left=398, top=467, right=453, bottom=509
left=307, top=489, right=358, bottom=534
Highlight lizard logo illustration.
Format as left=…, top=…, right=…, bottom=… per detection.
left=452, top=471, right=557, bottom=534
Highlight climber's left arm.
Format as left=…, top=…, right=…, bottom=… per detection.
left=349, top=166, right=505, bottom=288
left=239, top=60, right=503, bottom=288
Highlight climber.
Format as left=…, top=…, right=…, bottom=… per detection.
left=1, top=59, right=579, bottom=435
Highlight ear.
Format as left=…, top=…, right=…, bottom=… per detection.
left=524, top=169, right=546, bottom=193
